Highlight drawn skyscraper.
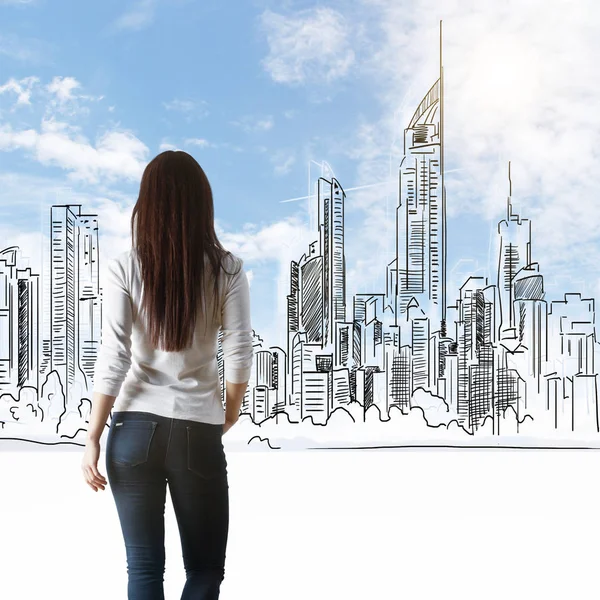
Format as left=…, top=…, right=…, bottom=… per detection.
left=77, top=213, right=101, bottom=387
left=496, top=162, right=532, bottom=340
left=0, top=247, right=40, bottom=392
left=297, top=240, right=324, bottom=344
left=50, top=205, right=101, bottom=414
left=291, top=177, right=347, bottom=347
left=317, top=177, right=346, bottom=346
left=284, top=176, right=347, bottom=417
left=286, top=259, right=300, bottom=365
left=389, top=23, right=447, bottom=333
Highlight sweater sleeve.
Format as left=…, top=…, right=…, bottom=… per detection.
left=220, top=260, right=254, bottom=383
left=93, top=256, right=133, bottom=397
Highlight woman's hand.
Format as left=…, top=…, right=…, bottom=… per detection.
left=81, top=438, right=108, bottom=492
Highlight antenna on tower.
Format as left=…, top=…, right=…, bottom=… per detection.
left=440, top=20, right=443, bottom=79
left=507, top=160, right=513, bottom=219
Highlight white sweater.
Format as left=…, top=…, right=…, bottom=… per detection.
left=92, top=248, right=254, bottom=425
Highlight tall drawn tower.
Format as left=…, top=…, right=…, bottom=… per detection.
left=318, top=176, right=346, bottom=346
left=50, top=204, right=101, bottom=415
left=393, top=22, right=447, bottom=334
left=496, top=162, right=532, bottom=340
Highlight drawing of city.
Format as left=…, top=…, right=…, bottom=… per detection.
left=1, top=29, right=598, bottom=450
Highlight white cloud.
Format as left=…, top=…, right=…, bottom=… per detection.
left=163, top=99, right=194, bottom=112
left=158, top=141, right=179, bottom=151
left=46, top=76, right=80, bottom=103
left=0, top=76, right=39, bottom=107
left=1, top=75, right=122, bottom=181
left=40, top=76, right=104, bottom=119
left=184, top=137, right=211, bottom=148
left=0, top=117, right=149, bottom=184
left=112, top=0, right=157, bottom=32
left=231, top=115, right=274, bottom=133
left=163, top=98, right=209, bottom=119
left=216, top=215, right=310, bottom=264
left=160, top=138, right=214, bottom=151
left=260, top=7, right=355, bottom=85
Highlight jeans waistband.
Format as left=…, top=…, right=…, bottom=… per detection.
left=112, top=410, right=222, bottom=433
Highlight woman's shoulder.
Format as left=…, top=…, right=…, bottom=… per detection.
left=220, top=250, right=244, bottom=273
left=108, top=249, right=139, bottom=284
left=115, top=248, right=137, bottom=270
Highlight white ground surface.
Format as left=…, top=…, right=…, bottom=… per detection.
left=1, top=447, right=599, bottom=599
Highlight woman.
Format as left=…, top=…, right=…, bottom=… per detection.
left=80, top=150, right=254, bottom=600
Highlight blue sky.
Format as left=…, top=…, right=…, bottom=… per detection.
left=1, top=0, right=599, bottom=347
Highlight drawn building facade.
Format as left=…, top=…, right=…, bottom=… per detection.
left=389, top=72, right=446, bottom=335
left=0, top=247, right=40, bottom=393
left=50, top=205, right=101, bottom=415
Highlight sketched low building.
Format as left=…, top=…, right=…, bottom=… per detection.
left=301, top=369, right=332, bottom=425
left=252, top=385, right=275, bottom=423
left=468, top=342, right=494, bottom=431
left=389, top=344, right=411, bottom=413
left=239, top=330, right=264, bottom=415
left=250, top=347, right=287, bottom=420
left=570, top=374, right=599, bottom=434
left=495, top=354, right=521, bottom=424
left=331, top=367, right=350, bottom=410
left=455, top=276, right=497, bottom=431
left=353, top=294, right=384, bottom=371
left=512, top=263, right=548, bottom=394
left=547, top=293, right=595, bottom=379
left=269, top=346, right=287, bottom=415
left=355, top=365, right=387, bottom=416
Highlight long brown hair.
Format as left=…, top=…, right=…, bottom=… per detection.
left=131, top=150, right=240, bottom=352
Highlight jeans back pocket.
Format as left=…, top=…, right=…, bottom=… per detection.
left=109, top=420, right=158, bottom=467
left=186, top=426, right=227, bottom=479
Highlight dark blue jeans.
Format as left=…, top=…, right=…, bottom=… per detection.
left=106, top=410, right=228, bottom=600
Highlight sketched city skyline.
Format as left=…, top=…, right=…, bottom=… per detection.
left=1, top=21, right=598, bottom=449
